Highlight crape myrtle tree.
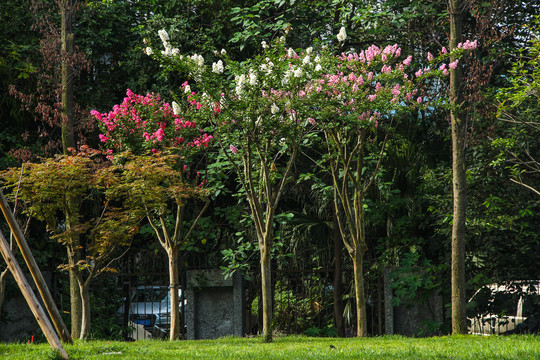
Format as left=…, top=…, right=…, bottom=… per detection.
left=308, top=30, right=423, bottom=337
left=307, top=28, right=476, bottom=336
left=91, top=89, right=213, bottom=340
left=0, top=147, right=139, bottom=339
left=148, top=29, right=319, bottom=342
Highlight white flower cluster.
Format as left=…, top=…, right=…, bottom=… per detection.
left=190, top=54, right=205, bottom=68
left=212, top=60, right=224, bottom=74
left=235, top=74, right=247, bottom=96
left=259, top=58, right=274, bottom=75
left=249, top=71, right=258, bottom=86
left=158, top=29, right=180, bottom=57
left=172, top=101, right=181, bottom=115
left=337, top=27, right=347, bottom=42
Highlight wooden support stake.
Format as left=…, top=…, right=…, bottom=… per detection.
left=0, top=189, right=72, bottom=343
left=0, top=229, right=68, bottom=359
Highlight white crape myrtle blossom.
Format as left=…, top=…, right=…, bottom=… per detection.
left=158, top=29, right=170, bottom=43
left=314, top=55, right=321, bottom=63
left=302, top=55, right=311, bottom=65
left=249, top=71, right=258, bottom=86
left=261, top=41, right=269, bottom=49
left=158, top=29, right=174, bottom=56
left=315, top=64, right=322, bottom=72
left=145, top=47, right=153, bottom=56
left=172, top=101, right=181, bottom=115
left=287, top=48, right=296, bottom=58
left=282, top=69, right=293, bottom=84
left=190, top=54, right=205, bottom=68
left=306, top=47, right=313, bottom=55
left=235, top=74, right=247, bottom=96
left=279, top=138, right=286, bottom=146
left=271, top=103, right=280, bottom=114
left=294, top=67, right=303, bottom=78
left=212, top=60, right=224, bottom=74
left=184, top=84, right=191, bottom=94
left=171, top=48, right=180, bottom=56
left=337, top=27, right=347, bottom=42
left=221, top=48, right=227, bottom=56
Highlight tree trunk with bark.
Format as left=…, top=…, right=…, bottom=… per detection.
left=67, top=245, right=82, bottom=339
left=61, top=0, right=75, bottom=152
left=259, top=242, right=272, bottom=342
left=61, top=0, right=82, bottom=339
left=77, top=280, right=91, bottom=339
left=449, top=0, right=467, bottom=335
left=168, top=246, right=180, bottom=341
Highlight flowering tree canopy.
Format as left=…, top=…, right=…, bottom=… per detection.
left=91, top=89, right=212, bottom=158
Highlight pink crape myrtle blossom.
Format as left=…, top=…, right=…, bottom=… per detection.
left=449, top=60, right=459, bottom=69
left=458, top=40, right=477, bottom=50
left=91, top=88, right=213, bottom=157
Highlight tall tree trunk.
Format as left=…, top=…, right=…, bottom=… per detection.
left=78, top=280, right=91, bottom=339
left=449, top=0, right=467, bottom=335
left=61, top=0, right=75, bottom=152
left=352, top=249, right=367, bottom=337
left=260, top=240, right=272, bottom=342
left=332, top=210, right=345, bottom=337
left=61, top=0, right=82, bottom=339
left=168, top=247, right=180, bottom=341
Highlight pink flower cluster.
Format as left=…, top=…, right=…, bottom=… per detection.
left=91, top=89, right=212, bottom=157
left=458, top=40, right=477, bottom=50
left=339, top=44, right=401, bottom=64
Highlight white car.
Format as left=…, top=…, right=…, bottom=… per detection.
left=467, top=281, right=540, bottom=335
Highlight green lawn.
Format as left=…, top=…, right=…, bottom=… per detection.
left=1, top=335, right=539, bottom=359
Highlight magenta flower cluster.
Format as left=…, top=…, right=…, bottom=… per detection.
left=91, top=89, right=212, bottom=157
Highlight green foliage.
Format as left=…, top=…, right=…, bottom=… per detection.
left=389, top=252, right=447, bottom=307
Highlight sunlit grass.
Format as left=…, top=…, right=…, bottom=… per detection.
left=1, top=335, right=539, bottom=359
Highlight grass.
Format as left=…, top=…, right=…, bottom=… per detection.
left=1, top=335, right=539, bottom=360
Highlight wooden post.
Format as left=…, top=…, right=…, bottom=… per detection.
left=0, top=229, right=69, bottom=359
left=0, top=189, right=72, bottom=343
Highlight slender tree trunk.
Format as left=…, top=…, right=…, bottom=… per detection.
left=61, top=0, right=75, bottom=152
left=352, top=249, right=367, bottom=337
left=332, top=210, right=345, bottom=337
left=78, top=280, right=91, bottom=339
left=68, top=248, right=82, bottom=338
left=168, top=247, right=180, bottom=341
left=449, top=0, right=467, bottom=335
left=61, top=0, right=82, bottom=339
left=260, top=240, right=272, bottom=342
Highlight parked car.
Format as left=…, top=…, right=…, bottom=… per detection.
left=116, top=285, right=169, bottom=331
left=467, top=281, right=540, bottom=335
left=116, top=285, right=185, bottom=335
left=152, top=290, right=187, bottom=338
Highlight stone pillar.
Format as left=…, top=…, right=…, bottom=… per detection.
left=186, top=269, right=245, bottom=340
